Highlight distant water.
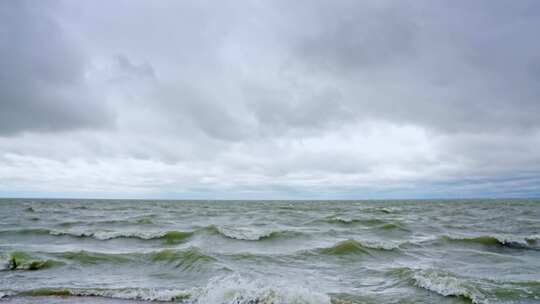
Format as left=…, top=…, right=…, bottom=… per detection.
left=1, top=199, right=539, bottom=304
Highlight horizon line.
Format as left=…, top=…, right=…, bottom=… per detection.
left=1, top=196, right=539, bottom=201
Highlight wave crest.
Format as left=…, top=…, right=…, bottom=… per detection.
left=391, top=267, right=540, bottom=304
left=1, top=251, right=62, bottom=271
left=205, top=225, right=299, bottom=241
left=440, top=234, right=539, bottom=249
left=324, top=217, right=361, bottom=225
left=5, top=275, right=331, bottom=304
left=0, top=228, right=193, bottom=244
left=0, top=226, right=300, bottom=243
left=148, top=247, right=217, bottom=271
left=57, top=250, right=132, bottom=265
left=16, top=287, right=190, bottom=302
left=409, top=268, right=486, bottom=304
left=195, top=274, right=331, bottom=304
left=53, top=230, right=193, bottom=243
left=315, top=239, right=398, bottom=255
left=2, top=247, right=218, bottom=273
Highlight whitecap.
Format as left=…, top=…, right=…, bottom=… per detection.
left=215, top=226, right=276, bottom=241
left=411, top=269, right=487, bottom=304
left=194, top=274, right=331, bottom=304
left=355, top=239, right=402, bottom=250
left=69, top=287, right=189, bottom=302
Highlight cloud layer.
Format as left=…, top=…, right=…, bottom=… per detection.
left=1, top=0, right=539, bottom=198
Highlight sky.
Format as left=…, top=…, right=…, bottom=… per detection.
left=1, top=0, right=540, bottom=199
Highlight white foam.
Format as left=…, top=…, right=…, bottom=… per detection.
left=411, top=269, right=487, bottom=304
left=356, top=239, right=401, bottom=250
left=4, top=274, right=331, bottom=303
left=48, top=229, right=169, bottom=240
left=446, top=233, right=539, bottom=248
left=332, top=217, right=355, bottom=223
left=216, top=226, right=276, bottom=241
left=70, top=288, right=189, bottom=301
left=0, top=290, right=16, bottom=299
left=193, top=274, right=331, bottom=304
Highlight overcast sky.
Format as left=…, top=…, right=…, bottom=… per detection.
left=1, top=0, right=539, bottom=199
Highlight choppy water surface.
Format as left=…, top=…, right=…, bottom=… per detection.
left=0, top=199, right=539, bottom=304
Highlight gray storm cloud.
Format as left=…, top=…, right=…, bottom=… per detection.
left=0, top=1, right=114, bottom=135
left=0, top=0, right=539, bottom=198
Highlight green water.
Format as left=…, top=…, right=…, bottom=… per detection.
left=0, top=199, right=539, bottom=303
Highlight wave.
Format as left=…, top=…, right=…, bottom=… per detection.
left=48, top=229, right=194, bottom=244
left=2, top=274, right=332, bottom=303
left=362, top=207, right=394, bottom=214
left=379, top=222, right=410, bottom=231
left=323, top=216, right=362, bottom=225
left=57, top=216, right=155, bottom=227
left=389, top=267, right=487, bottom=303
left=322, top=217, right=393, bottom=226
left=408, top=268, right=487, bottom=304
left=56, top=250, right=136, bottom=265
left=0, top=228, right=192, bottom=244
left=2, top=247, right=218, bottom=273
left=0, top=251, right=63, bottom=271
left=316, top=216, right=408, bottom=231
left=0, top=291, right=11, bottom=298
left=58, top=247, right=217, bottom=270
left=204, top=225, right=301, bottom=241
left=0, top=228, right=52, bottom=236
left=13, top=287, right=190, bottom=302
left=355, top=239, right=403, bottom=250
left=136, top=218, right=154, bottom=225
left=376, top=207, right=393, bottom=214
left=195, top=274, right=331, bottom=304
left=147, top=248, right=218, bottom=271
left=315, top=239, right=399, bottom=256
left=24, top=206, right=36, bottom=213
left=439, top=234, right=540, bottom=249
left=391, top=267, right=540, bottom=304
left=0, top=225, right=300, bottom=243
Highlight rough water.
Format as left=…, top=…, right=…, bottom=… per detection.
left=0, top=199, right=539, bottom=304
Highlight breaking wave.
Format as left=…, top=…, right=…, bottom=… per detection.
left=320, top=217, right=398, bottom=226
left=1, top=247, right=218, bottom=273
left=194, top=274, right=331, bottom=304
left=203, top=225, right=302, bottom=241
left=439, top=234, right=540, bottom=249
left=316, top=216, right=408, bottom=231
left=0, top=228, right=193, bottom=244
left=49, top=230, right=194, bottom=244
left=409, top=269, right=487, bottom=304
left=2, top=274, right=332, bottom=304
left=12, top=287, right=190, bottom=302
left=391, top=267, right=540, bottom=304
left=323, top=216, right=362, bottom=225
left=0, top=251, right=62, bottom=271
left=0, top=226, right=302, bottom=243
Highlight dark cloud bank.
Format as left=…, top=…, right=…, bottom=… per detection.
left=0, top=0, right=539, bottom=198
